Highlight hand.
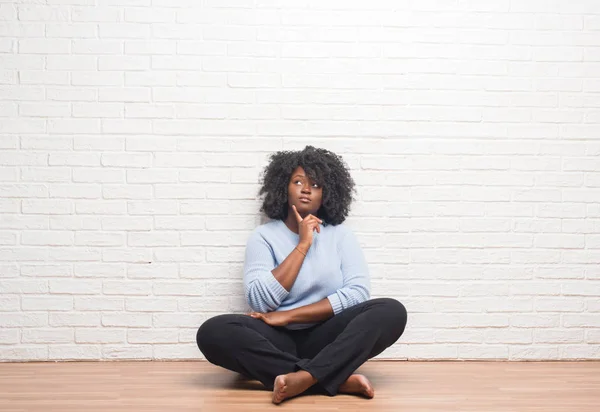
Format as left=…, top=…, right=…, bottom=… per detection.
left=248, top=311, right=291, bottom=327
left=292, top=204, right=322, bottom=248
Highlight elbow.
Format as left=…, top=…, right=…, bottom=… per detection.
left=244, top=269, right=289, bottom=312
left=245, top=282, right=278, bottom=313
left=356, top=285, right=370, bottom=304
left=348, top=284, right=370, bottom=307
left=334, top=285, right=370, bottom=313
left=245, top=289, right=261, bottom=312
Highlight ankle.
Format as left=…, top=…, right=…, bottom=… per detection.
left=293, top=370, right=317, bottom=385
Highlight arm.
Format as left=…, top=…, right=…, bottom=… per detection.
left=326, top=227, right=370, bottom=315
left=249, top=298, right=334, bottom=326
left=243, top=231, right=308, bottom=313
left=271, top=241, right=309, bottom=292
left=252, top=227, right=370, bottom=325
left=287, top=298, right=333, bottom=323
left=272, top=206, right=322, bottom=291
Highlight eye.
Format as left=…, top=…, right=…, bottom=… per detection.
left=293, top=179, right=319, bottom=188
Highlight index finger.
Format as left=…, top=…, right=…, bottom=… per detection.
left=291, top=204, right=303, bottom=222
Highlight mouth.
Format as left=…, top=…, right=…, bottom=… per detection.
left=299, top=197, right=311, bottom=203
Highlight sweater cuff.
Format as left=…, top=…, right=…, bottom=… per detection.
left=260, top=271, right=289, bottom=305
left=327, top=293, right=343, bottom=315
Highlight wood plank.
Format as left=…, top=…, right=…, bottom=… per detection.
left=0, top=361, right=599, bottom=411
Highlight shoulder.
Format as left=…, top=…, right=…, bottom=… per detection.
left=331, top=222, right=353, bottom=237
left=246, top=220, right=280, bottom=243
left=329, top=223, right=362, bottom=255
left=329, top=222, right=358, bottom=246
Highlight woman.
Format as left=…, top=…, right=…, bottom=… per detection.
left=196, top=145, right=407, bottom=404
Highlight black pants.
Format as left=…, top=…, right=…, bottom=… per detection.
left=196, top=298, right=407, bottom=396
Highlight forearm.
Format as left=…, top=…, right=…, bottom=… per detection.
left=286, top=298, right=334, bottom=324
left=271, top=242, right=310, bottom=291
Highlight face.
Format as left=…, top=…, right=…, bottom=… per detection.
left=287, top=166, right=323, bottom=218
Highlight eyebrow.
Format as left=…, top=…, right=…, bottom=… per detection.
left=293, top=175, right=320, bottom=185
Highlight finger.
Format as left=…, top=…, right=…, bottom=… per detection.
left=306, top=222, right=319, bottom=233
left=304, top=220, right=317, bottom=228
left=306, top=214, right=323, bottom=224
left=291, top=205, right=303, bottom=223
left=308, top=214, right=323, bottom=223
left=303, top=215, right=320, bottom=225
left=307, top=216, right=322, bottom=233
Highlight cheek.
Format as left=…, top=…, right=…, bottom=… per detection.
left=288, top=185, right=300, bottom=199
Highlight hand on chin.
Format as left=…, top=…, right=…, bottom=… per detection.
left=294, top=204, right=314, bottom=217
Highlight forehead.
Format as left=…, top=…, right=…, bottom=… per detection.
left=289, top=166, right=318, bottom=183
left=291, top=166, right=305, bottom=176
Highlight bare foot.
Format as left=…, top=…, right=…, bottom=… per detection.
left=338, top=374, right=375, bottom=398
left=272, top=371, right=317, bottom=404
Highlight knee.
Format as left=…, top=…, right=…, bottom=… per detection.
left=371, top=298, right=408, bottom=332
left=196, top=316, right=216, bottom=356
left=196, top=314, right=236, bottom=358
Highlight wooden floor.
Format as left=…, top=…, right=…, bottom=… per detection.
left=1, top=360, right=599, bottom=411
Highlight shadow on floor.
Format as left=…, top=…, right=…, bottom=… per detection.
left=189, top=362, right=391, bottom=397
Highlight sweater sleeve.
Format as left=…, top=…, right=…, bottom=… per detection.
left=326, top=227, right=371, bottom=315
left=243, top=231, right=289, bottom=313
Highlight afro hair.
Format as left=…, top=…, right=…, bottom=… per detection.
left=257, top=145, right=356, bottom=226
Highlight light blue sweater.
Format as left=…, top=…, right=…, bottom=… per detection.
left=243, top=219, right=371, bottom=329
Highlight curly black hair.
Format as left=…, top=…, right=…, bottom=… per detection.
left=257, top=145, right=356, bottom=226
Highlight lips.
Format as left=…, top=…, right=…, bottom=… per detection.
left=299, top=197, right=311, bottom=202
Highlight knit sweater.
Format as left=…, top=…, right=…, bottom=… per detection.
left=243, top=219, right=371, bottom=329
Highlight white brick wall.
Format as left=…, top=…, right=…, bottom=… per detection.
left=1, top=0, right=599, bottom=361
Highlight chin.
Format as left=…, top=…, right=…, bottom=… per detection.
left=298, top=206, right=318, bottom=215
